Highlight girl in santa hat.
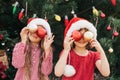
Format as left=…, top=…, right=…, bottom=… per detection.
left=12, top=18, right=54, bottom=80
left=55, top=17, right=110, bottom=80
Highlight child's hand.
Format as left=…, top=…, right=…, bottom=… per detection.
left=63, top=36, right=74, bottom=51
left=90, top=39, right=102, bottom=51
left=43, top=33, right=54, bottom=51
left=20, top=27, right=29, bottom=44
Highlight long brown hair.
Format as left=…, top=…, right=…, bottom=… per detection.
left=25, top=38, right=45, bottom=80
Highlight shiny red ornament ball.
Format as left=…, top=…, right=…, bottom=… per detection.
left=110, top=0, right=116, bottom=6
left=113, top=31, right=119, bottom=37
left=106, top=25, right=111, bottom=31
left=100, top=12, right=106, bottom=18
left=72, top=30, right=82, bottom=41
left=36, top=27, right=47, bottom=38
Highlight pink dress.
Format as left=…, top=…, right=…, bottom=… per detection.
left=12, top=42, right=53, bottom=80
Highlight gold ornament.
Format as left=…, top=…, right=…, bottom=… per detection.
left=84, top=31, right=94, bottom=41
left=55, top=14, right=61, bottom=21
left=92, top=6, right=99, bottom=17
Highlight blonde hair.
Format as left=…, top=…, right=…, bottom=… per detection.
left=25, top=38, right=45, bottom=80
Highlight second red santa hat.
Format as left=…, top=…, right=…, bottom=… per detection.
left=64, top=17, right=97, bottom=39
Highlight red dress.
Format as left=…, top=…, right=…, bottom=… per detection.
left=62, top=50, right=100, bottom=80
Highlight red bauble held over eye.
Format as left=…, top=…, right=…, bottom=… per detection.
left=36, top=27, right=47, bottom=38
left=72, top=30, right=82, bottom=41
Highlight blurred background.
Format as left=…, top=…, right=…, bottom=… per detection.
left=0, top=0, right=120, bottom=80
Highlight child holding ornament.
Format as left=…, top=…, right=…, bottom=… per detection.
left=12, top=18, right=54, bottom=80
left=55, top=17, right=110, bottom=80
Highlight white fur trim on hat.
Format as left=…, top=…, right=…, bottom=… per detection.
left=27, top=18, right=51, bottom=37
left=66, top=20, right=97, bottom=39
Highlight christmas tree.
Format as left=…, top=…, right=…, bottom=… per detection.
left=0, top=0, right=120, bottom=80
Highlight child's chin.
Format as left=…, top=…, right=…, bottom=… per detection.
left=78, top=43, right=88, bottom=47
left=31, top=38, right=40, bottom=43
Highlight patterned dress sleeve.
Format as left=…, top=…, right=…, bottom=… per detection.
left=12, top=42, right=27, bottom=68
left=41, top=51, right=53, bottom=76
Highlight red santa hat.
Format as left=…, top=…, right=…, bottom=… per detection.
left=64, top=17, right=97, bottom=39
left=27, top=18, right=51, bottom=37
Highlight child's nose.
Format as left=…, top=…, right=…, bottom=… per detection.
left=31, top=32, right=38, bottom=36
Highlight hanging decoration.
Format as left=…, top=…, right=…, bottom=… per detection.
left=44, top=13, right=48, bottom=22
left=11, top=0, right=119, bottom=40
left=0, top=34, right=3, bottom=40
left=55, top=14, right=61, bottom=21
left=113, top=26, right=119, bottom=37
left=25, top=1, right=28, bottom=17
left=27, top=14, right=37, bottom=24
left=92, top=6, right=99, bottom=17
left=106, top=24, right=112, bottom=31
left=100, top=11, right=106, bottom=19
left=12, top=1, right=19, bottom=14
left=71, top=9, right=75, bottom=14
left=71, top=8, right=76, bottom=18
left=92, top=6, right=99, bottom=27
left=110, top=0, right=116, bottom=6
left=6, top=48, right=10, bottom=51
left=64, top=15, right=69, bottom=27
left=18, top=8, right=24, bottom=20
left=73, top=14, right=77, bottom=18
left=33, top=14, right=37, bottom=18
left=44, top=16, right=48, bottom=22
left=108, top=47, right=113, bottom=53
left=1, top=43, right=5, bottom=46
left=113, top=30, right=119, bottom=37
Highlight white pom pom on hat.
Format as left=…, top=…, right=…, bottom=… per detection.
left=64, top=17, right=97, bottom=39
left=64, top=64, right=76, bottom=77
left=27, top=18, right=51, bottom=37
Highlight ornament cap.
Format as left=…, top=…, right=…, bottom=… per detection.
left=65, top=15, right=68, bottom=19
left=14, top=1, right=19, bottom=6
left=21, top=8, right=24, bottom=12
left=71, top=9, right=75, bottom=14
left=33, top=14, right=37, bottom=18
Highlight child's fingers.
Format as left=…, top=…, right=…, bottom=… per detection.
left=64, top=36, right=73, bottom=42
left=21, top=27, right=29, bottom=34
left=69, top=39, right=74, bottom=44
left=49, top=33, right=55, bottom=40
